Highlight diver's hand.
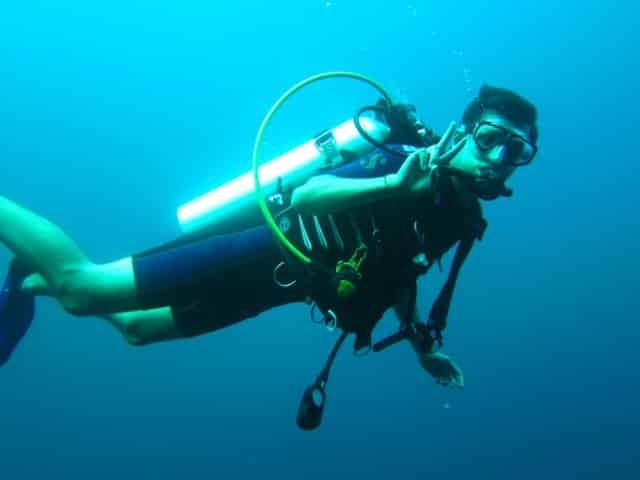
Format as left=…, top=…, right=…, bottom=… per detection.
left=387, top=121, right=466, bottom=197
left=387, top=148, right=430, bottom=197
left=417, top=351, right=465, bottom=389
left=406, top=320, right=464, bottom=388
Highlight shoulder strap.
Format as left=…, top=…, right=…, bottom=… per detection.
left=427, top=202, right=487, bottom=345
left=426, top=233, right=474, bottom=344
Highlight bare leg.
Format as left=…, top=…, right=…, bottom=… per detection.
left=103, top=307, right=184, bottom=345
left=0, top=196, right=196, bottom=344
left=0, top=196, right=139, bottom=315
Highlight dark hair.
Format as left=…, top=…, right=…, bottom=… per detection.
left=462, top=85, right=538, bottom=143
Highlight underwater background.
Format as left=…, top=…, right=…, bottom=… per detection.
left=1, top=0, right=638, bottom=478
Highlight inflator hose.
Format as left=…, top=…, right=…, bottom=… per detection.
left=252, top=72, right=394, bottom=266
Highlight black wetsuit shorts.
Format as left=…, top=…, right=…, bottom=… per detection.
left=131, top=226, right=306, bottom=336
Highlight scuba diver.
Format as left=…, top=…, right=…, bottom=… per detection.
left=0, top=83, right=538, bottom=429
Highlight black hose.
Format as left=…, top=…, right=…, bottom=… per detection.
left=353, top=105, right=410, bottom=159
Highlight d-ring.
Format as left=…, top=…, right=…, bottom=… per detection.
left=273, top=261, right=297, bottom=288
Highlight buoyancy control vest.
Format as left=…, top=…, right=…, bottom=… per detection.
left=275, top=146, right=488, bottom=353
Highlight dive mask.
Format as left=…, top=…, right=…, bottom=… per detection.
left=473, top=121, right=537, bottom=167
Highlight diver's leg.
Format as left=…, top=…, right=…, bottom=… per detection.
left=99, top=225, right=306, bottom=345
left=101, top=307, right=184, bottom=345
left=0, top=196, right=140, bottom=315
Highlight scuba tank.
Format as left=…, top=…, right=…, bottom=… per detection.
left=177, top=116, right=390, bottom=236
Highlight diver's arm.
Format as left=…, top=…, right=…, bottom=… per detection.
left=291, top=122, right=464, bottom=216
left=393, top=285, right=420, bottom=325
left=291, top=148, right=430, bottom=216
left=393, top=286, right=464, bottom=388
left=290, top=174, right=399, bottom=216
left=392, top=285, right=436, bottom=355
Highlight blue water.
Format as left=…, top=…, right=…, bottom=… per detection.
left=1, top=1, right=638, bottom=478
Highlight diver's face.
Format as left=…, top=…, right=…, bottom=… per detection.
left=449, top=111, right=534, bottom=183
